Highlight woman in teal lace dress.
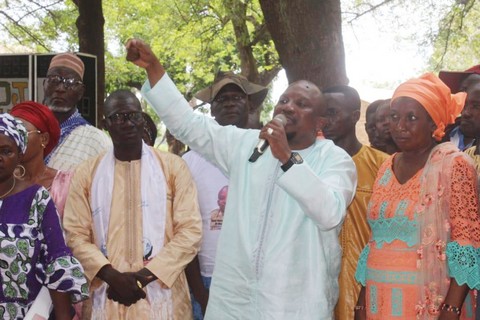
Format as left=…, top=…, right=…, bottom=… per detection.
left=354, top=74, right=480, bottom=319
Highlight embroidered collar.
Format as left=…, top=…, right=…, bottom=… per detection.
left=44, top=110, right=89, bottom=163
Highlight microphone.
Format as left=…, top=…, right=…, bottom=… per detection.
left=248, top=114, right=287, bottom=163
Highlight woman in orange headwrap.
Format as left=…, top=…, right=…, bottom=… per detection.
left=354, top=73, right=480, bottom=319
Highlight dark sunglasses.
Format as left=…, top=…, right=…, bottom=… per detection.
left=107, top=112, right=144, bottom=125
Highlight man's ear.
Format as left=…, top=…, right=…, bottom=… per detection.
left=101, top=118, right=108, bottom=130
left=315, top=116, right=328, bottom=132
left=247, top=98, right=260, bottom=114
left=75, top=84, right=86, bottom=104
left=352, top=109, right=361, bottom=123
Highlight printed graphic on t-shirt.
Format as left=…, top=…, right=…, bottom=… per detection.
left=143, top=237, right=153, bottom=265
left=210, top=185, right=228, bottom=230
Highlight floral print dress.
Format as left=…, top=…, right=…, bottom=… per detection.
left=0, top=184, right=88, bottom=319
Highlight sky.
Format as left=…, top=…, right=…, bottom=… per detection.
left=272, top=0, right=453, bottom=104
left=269, top=1, right=455, bottom=144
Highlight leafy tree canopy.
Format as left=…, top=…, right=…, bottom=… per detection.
left=0, top=0, right=76, bottom=52
left=1, top=0, right=280, bottom=125
left=1, top=0, right=278, bottom=91
left=428, top=0, right=480, bottom=72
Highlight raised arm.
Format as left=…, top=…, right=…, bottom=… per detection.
left=125, top=39, right=165, bottom=87
left=127, top=39, right=256, bottom=175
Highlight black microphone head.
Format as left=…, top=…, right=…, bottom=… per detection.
left=248, top=149, right=262, bottom=162
left=273, top=114, right=287, bottom=126
left=249, top=114, right=287, bottom=163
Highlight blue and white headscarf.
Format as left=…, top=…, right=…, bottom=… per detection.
left=0, top=114, right=28, bottom=154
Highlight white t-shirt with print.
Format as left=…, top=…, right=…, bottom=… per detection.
left=183, top=150, right=228, bottom=277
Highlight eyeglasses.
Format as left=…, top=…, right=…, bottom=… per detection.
left=45, top=75, right=84, bottom=90
left=213, top=94, right=246, bottom=104
left=107, top=112, right=144, bottom=125
left=27, top=130, right=41, bottom=135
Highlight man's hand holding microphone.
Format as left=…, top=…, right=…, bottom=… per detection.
left=249, top=114, right=291, bottom=164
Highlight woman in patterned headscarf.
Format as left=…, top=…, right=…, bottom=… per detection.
left=0, top=113, right=88, bottom=319
left=354, top=73, right=480, bottom=319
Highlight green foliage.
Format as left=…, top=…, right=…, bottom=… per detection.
left=102, top=0, right=278, bottom=99
left=260, top=92, right=275, bottom=124
left=0, top=0, right=77, bottom=52
left=1, top=0, right=280, bottom=141
left=1, top=0, right=279, bottom=95
left=428, top=0, right=480, bottom=72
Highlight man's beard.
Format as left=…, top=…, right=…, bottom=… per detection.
left=286, top=132, right=295, bottom=141
left=45, top=103, right=74, bottom=113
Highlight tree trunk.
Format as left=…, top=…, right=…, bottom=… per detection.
left=223, top=0, right=281, bottom=128
left=259, top=0, right=347, bottom=89
left=224, top=0, right=259, bottom=82
left=75, top=0, right=105, bottom=128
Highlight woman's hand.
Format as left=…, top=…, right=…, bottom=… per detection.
left=354, top=286, right=367, bottom=320
left=438, top=310, right=460, bottom=320
left=49, top=289, right=74, bottom=320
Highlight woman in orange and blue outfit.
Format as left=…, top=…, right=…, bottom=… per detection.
left=355, top=73, right=480, bottom=319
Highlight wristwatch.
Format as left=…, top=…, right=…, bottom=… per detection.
left=281, top=152, right=303, bottom=172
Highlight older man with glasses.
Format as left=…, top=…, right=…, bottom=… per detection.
left=42, top=53, right=111, bottom=170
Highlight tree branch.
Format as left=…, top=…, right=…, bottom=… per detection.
left=434, top=0, right=476, bottom=69
left=13, top=0, right=64, bottom=22
left=0, top=10, right=50, bottom=50
left=0, top=20, right=30, bottom=47
left=249, top=18, right=270, bottom=47
left=259, top=66, right=282, bottom=87
left=346, top=0, right=397, bottom=23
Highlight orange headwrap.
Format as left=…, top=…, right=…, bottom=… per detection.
left=392, top=73, right=466, bottom=141
left=10, top=101, right=60, bottom=158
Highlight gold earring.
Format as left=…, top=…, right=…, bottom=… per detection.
left=14, top=165, right=26, bottom=179
left=41, top=143, right=46, bottom=149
